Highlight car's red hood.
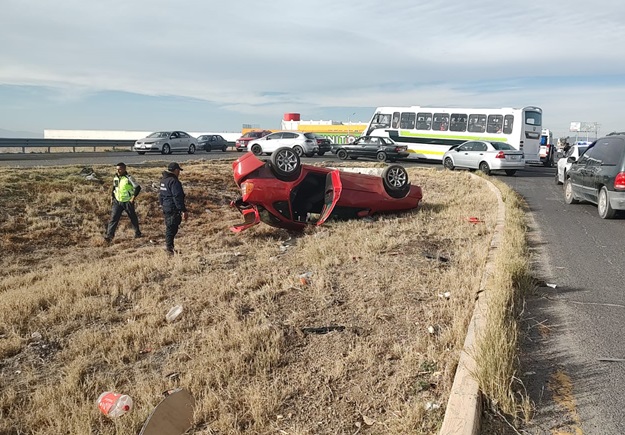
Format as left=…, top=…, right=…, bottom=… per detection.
left=232, top=152, right=265, bottom=185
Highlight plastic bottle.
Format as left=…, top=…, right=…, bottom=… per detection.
left=166, top=305, right=183, bottom=323
left=97, top=391, right=133, bottom=418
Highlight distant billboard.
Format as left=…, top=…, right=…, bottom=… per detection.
left=570, top=122, right=581, bottom=132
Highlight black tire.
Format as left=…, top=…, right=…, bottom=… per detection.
left=443, top=157, right=454, bottom=171
left=205, top=146, right=211, bottom=152
left=270, top=147, right=301, bottom=181
left=564, top=178, right=579, bottom=204
left=237, top=149, right=243, bottom=152
left=305, top=152, right=314, bottom=158
left=337, top=149, right=348, bottom=160
left=505, top=170, right=516, bottom=176
left=137, top=152, right=146, bottom=155
left=376, top=151, right=387, bottom=162
left=479, top=161, right=491, bottom=176
left=222, top=145, right=227, bottom=152
left=251, top=144, right=262, bottom=156
left=188, top=144, right=196, bottom=154
left=161, top=144, right=171, bottom=155
left=317, top=151, right=325, bottom=156
left=598, top=186, right=616, bottom=219
left=349, top=156, right=358, bottom=160
left=382, top=165, right=410, bottom=198
left=292, top=146, right=304, bottom=157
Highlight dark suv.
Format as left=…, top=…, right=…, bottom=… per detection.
left=564, top=134, right=625, bottom=219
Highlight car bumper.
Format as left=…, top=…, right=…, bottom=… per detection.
left=608, top=190, right=625, bottom=210
left=489, top=160, right=526, bottom=170
left=133, top=145, right=159, bottom=152
left=318, top=145, right=332, bottom=153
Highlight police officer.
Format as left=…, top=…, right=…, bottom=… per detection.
left=104, top=162, right=142, bottom=243
left=159, top=162, right=188, bottom=254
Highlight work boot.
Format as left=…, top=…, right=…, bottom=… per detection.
left=135, top=232, right=143, bottom=239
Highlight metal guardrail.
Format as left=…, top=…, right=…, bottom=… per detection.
left=0, top=138, right=136, bottom=153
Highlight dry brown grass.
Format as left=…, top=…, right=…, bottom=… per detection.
left=0, top=159, right=512, bottom=434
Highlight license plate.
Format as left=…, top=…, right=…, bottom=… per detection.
left=509, top=155, right=518, bottom=160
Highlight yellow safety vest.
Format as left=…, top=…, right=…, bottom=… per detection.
left=114, top=175, right=134, bottom=202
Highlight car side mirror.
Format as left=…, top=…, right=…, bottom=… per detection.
left=567, top=156, right=577, bottom=163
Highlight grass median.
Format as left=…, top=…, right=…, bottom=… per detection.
left=0, top=159, right=530, bottom=434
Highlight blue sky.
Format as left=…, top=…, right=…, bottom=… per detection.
left=1, top=0, right=624, bottom=139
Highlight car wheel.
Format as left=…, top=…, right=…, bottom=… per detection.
left=161, top=144, right=171, bottom=155
left=270, top=147, right=301, bottom=181
left=382, top=165, right=410, bottom=198
left=205, top=146, right=211, bottom=152
left=337, top=149, right=348, bottom=160
left=564, top=178, right=579, bottom=204
left=251, top=144, right=262, bottom=156
left=222, top=145, right=228, bottom=152
left=598, top=186, right=616, bottom=219
left=318, top=151, right=325, bottom=156
left=188, top=144, right=196, bottom=154
left=137, top=152, right=146, bottom=155
left=376, top=151, right=387, bottom=162
left=305, top=152, right=314, bottom=158
left=505, top=170, right=516, bottom=176
left=479, top=161, right=491, bottom=175
left=292, top=146, right=304, bottom=157
left=443, top=157, right=455, bottom=171
left=349, top=156, right=358, bottom=160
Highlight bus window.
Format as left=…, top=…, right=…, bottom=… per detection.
left=487, top=115, right=503, bottom=133
left=416, top=112, right=432, bottom=130
left=373, top=113, right=392, bottom=128
left=468, top=114, right=486, bottom=133
left=503, top=115, right=514, bottom=134
left=450, top=114, right=467, bottom=132
left=525, top=110, right=542, bottom=126
left=400, top=112, right=416, bottom=129
left=432, top=113, right=449, bottom=131
left=392, top=112, right=400, bottom=129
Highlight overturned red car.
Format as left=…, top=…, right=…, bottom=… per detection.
left=230, top=147, right=423, bottom=232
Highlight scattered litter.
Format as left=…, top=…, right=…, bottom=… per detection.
left=546, top=283, right=557, bottom=289
left=164, top=372, right=180, bottom=380
left=301, top=325, right=345, bottom=335
left=234, top=251, right=242, bottom=257
left=466, top=217, right=484, bottom=224
left=97, top=391, right=133, bottom=418
left=438, top=292, right=451, bottom=299
left=362, top=415, right=375, bottom=426
left=427, top=325, right=436, bottom=334
left=166, top=305, right=184, bottom=323
left=138, top=388, right=194, bottom=435
left=139, top=348, right=152, bottom=355
left=424, top=402, right=440, bottom=411
left=85, top=173, right=99, bottom=181
left=79, top=167, right=94, bottom=175
left=299, top=272, right=313, bottom=285
left=279, top=245, right=288, bottom=253
left=524, top=371, right=536, bottom=376
left=30, top=331, right=42, bottom=341
left=598, top=357, right=625, bottom=362
left=149, top=239, right=157, bottom=244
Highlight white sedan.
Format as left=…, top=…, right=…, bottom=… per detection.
left=555, top=144, right=589, bottom=185
left=133, top=131, right=197, bottom=155
left=442, top=140, right=525, bottom=176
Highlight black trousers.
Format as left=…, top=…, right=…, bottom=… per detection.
left=106, top=200, right=141, bottom=239
left=164, top=211, right=182, bottom=252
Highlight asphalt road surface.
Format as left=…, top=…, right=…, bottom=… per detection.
left=501, top=165, right=625, bottom=434
left=4, top=151, right=624, bottom=432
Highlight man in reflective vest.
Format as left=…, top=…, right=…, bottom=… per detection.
left=104, top=162, right=142, bottom=243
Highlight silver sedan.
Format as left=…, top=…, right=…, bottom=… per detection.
left=133, top=131, right=197, bottom=155
left=442, top=140, right=525, bottom=176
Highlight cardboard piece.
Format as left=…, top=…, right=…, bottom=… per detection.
left=139, top=388, right=195, bottom=435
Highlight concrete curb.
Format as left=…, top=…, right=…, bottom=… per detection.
left=439, top=173, right=506, bottom=435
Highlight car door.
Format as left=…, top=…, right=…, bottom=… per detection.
left=263, top=132, right=282, bottom=153
left=466, top=141, right=488, bottom=169
left=572, top=144, right=600, bottom=202
left=585, top=138, right=622, bottom=202
left=280, top=132, right=299, bottom=150
left=317, top=170, right=343, bottom=226
left=179, top=132, right=192, bottom=151
left=169, top=132, right=181, bottom=151
left=453, top=142, right=473, bottom=168
left=366, top=137, right=382, bottom=157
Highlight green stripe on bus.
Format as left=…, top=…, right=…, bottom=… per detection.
left=407, top=149, right=447, bottom=156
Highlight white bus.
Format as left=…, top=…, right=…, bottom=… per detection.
left=364, top=106, right=543, bottom=163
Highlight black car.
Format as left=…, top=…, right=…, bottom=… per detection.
left=564, top=134, right=625, bottom=219
left=334, top=136, right=409, bottom=162
left=197, top=134, right=229, bottom=152
left=309, top=133, right=333, bottom=156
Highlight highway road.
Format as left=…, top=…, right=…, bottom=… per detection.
left=501, top=166, right=625, bottom=434
left=3, top=151, right=623, bottom=433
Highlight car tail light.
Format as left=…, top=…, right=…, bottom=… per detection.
left=394, top=147, right=405, bottom=152
left=495, top=151, right=505, bottom=159
left=240, top=181, right=254, bottom=200
left=615, top=172, right=625, bottom=190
